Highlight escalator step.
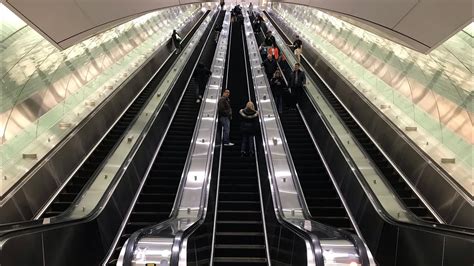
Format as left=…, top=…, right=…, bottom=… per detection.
left=216, top=221, right=263, bottom=232
left=213, top=257, right=267, bottom=265
left=214, top=244, right=266, bottom=258
left=218, top=210, right=261, bottom=221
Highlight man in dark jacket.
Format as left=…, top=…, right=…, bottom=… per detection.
left=239, top=101, right=259, bottom=157
left=262, top=54, right=277, bottom=80
left=263, top=31, right=276, bottom=47
left=289, top=63, right=306, bottom=105
left=218, top=89, right=233, bottom=146
left=194, top=63, right=212, bottom=103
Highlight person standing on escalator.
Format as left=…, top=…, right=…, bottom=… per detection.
left=194, top=63, right=212, bottom=103
left=218, top=89, right=234, bottom=146
left=289, top=63, right=306, bottom=107
left=267, top=43, right=279, bottom=60
left=171, top=29, right=182, bottom=54
left=270, top=70, right=285, bottom=113
left=288, top=35, right=303, bottom=63
left=239, top=101, right=259, bottom=157
left=263, top=30, right=276, bottom=47
left=262, top=54, right=277, bottom=80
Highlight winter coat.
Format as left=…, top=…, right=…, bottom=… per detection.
left=289, top=70, right=306, bottom=88
left=239, top=108, right=259, bottom=135
left=270, top=76, right=285, bottom=96
left=262, top=58, right=277, bottom=77
left=267, top=47, right=279, bottom=60
left=218, top=96, right=232, bottom=117
left=194, top=64, right=211, bottom=83
left=172, top=32, right=182, bottom=48
left=264, top=35, right=276, bottom=47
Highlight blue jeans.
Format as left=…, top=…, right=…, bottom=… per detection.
left=241, top=134, right=254, bottom=154
left=220, top=116, right=231, bottom=144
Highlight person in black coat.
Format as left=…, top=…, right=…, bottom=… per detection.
left=289, top=62, right=306, bottom=105
left=262, top=54, right=277, bottom=79
left=239, top=101, right=259, bottom=157
left=270, top=69, right=285, bottom=113
left=171, top=29, right=182, bottom=54
left=193, top=62, right=212, bottom=103
left=263, top=31, right=276, bottom=47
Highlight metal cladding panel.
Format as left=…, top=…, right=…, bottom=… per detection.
left=270, top=0, right=473, bottom=53
left=3, top=0, right=206, bottom=49
left=308, top=0, right=418, bottom=27
left=393, top=0, right=474, bottom=49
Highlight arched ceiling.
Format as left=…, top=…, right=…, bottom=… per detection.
left=271, top=0, right=473, bottom=53
left=1, top=0, right=207, bottom=49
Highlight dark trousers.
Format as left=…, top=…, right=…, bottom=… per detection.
left=292, top=86, right=303, bottom=106
left=241, top=134, right=254, bottom=154
left=196, top=80, right=206, bottom=98
left=274, top=94, right=283, bottom=113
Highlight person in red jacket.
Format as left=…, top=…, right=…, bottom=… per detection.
left=267, top=43, right=279, bottom=60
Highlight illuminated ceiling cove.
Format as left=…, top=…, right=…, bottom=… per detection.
left=1, top=0, right=207, bottom=49
left=270, top=0, right=473, bottom=53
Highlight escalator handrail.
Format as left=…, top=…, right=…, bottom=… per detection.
left=119, top=9, right=226, bottom=266
left=0, top=10, right=211, bottom=239
left=264, top=10, right=474, bottom=238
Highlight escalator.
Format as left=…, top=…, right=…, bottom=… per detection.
left=35, top=15, right=208, bottom=220
left=106, top=80, right=199, bottom=264
left=263, top=11, right=437, bottom=223
left=41, top=82, right=158, bottom=218
left=280, top=111, right=355, bottom=232
left=318, top=92, right=436, bottom=222
left=211, top=19, right=268, bottom=266
left=251, top=20, right=355, bottom=234
left=106, top=11, right=224, bottom=265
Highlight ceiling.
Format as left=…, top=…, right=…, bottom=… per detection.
left=2, top=0, right=472, bottom=52
left=2, top=0, right=206, bottom=49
